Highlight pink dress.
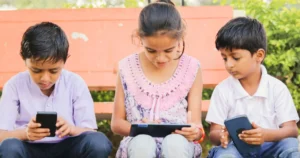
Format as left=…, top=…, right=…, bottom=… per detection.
left=116, top=53, right=202, bottom=158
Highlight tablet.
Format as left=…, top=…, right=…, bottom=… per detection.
left=224, top=115, right=261, bottom=156
left=36, top=111, right=57, bottom=137
left=129, top=124, right=191, bottom=137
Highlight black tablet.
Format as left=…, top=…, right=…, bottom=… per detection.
left=224, top=115, right=261, bottom=156
left=129, top=124, right=191, bottom=137
left=36, top=111, right=57, bottom=137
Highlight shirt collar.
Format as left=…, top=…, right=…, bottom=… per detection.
left=233, top=65, right=268, bottom=100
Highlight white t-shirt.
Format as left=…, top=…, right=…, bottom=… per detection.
left=205, top=65, right=299, bottom=129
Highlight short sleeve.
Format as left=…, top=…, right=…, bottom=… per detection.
left=0, top=80, right=19, bottom=130
left=72, top=76, right=97, bottom=129
left=205, top=85, right=229, bottom=126
left=274, top=85, right=299, bottom=126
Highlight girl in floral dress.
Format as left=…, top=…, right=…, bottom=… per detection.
left=111, top=0, right=204, bottom=157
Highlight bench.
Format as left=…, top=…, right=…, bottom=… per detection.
left=0, top=6, right=232, bottom=118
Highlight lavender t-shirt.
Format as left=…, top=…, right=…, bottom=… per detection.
left=0, top=69, right=97, bottom=143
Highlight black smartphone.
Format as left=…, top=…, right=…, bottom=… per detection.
left=36, top=111, right=57, bottom=137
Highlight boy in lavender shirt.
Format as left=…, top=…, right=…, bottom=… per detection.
left=0, top=22, right=112, bottom=158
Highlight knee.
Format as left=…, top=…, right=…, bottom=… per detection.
left=278, top=138, right=299, bottom=158
left=208, top=150, right=239, bottom=158
left=163, top=134, right=188, bottom=144
left=207, top=144, right=241, bottom=158
left=128, top=135, right=156, bottom=155
left=279, top=138, right=298, bottom=148
left=161, top=134, right=194, bottom=157
left=162, top=134, right=189, bottom=149
left=0, top=138, right=24, bottom=153
left=80, top=132, right=112, bottom=155
left=129, top=134, right=156, bottom=148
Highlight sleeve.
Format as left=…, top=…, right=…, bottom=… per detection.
left=205, top=85, right=229, bottom=126
left=274, top=84, right=299, bottom=126
left=72, top=76, right=97, bottom=129
left=0, top=80, right=19, bottom=130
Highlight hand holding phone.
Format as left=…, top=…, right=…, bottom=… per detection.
left=224, top=115, right=261, bottom=156
left=238, top=122, right=265, bottom=145
left=26, top=117, right=51, bottom=141
left=174, top=111, right=201, bottom=142
left=55, top=117, right=75, bottom=138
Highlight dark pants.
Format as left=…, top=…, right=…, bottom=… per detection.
left=0, top=131, right=112, bottom=158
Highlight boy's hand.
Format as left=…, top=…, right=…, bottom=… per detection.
left=239, top=122, right=265, bottom=145
left=26, top=117, right=50, bottom=141
left=56, top=117, right=75, bottom=138
left=220, top=126, right=230, bottom=148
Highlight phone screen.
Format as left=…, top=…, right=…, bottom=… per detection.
left=36, top=111, right=57, bottom=137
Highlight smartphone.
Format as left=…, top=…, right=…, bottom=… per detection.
left=224, top=115, right=261, bottom=156
left=36, top=111, right=57, bottom=137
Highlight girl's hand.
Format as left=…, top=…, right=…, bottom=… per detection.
left=174, top=123, right=199, bottom=142
left=174, top=111, right=203, bottom=142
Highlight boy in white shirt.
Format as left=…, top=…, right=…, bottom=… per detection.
left=206, top=17, right=300, bottom=158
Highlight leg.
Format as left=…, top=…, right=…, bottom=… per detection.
left=0, top=138, right=46, bottom=158
left=207, top=142, right=243, bottom=158
left=127, top=134, right=157, bottom=158
left=261, top=138, right=300, bottom=158
left=50, top=131, right=112, bottom=158
left=161, top=134, right=194, bottom=158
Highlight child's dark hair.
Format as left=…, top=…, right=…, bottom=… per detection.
left=215, top=17, right=267, bottom=55
left=138, top=0, right=186, bottom=58
left=20, top=22, right=69, bottom=63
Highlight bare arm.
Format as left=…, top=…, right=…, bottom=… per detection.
left=0, top=129, right=27, bottom=142
left=111, top=73, right=131, bottom=136
left=263, top=121, right=297, bottom=142
left=173, top=66, right=205, bottom=141
left=186, top=68, right=204, bottom=141
left=187, top=68, right=203, bottom=127
left=209, top=123, right=224, bottom=146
